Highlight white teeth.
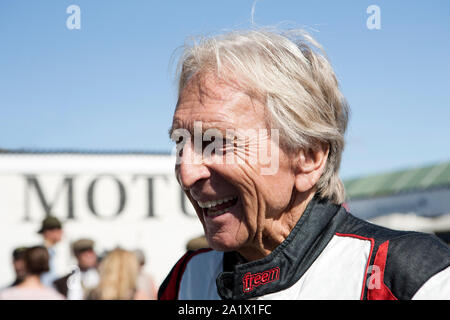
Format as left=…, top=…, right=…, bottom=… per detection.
left=207, top=208, right=228, bottom=218
left=197, top=196, right=236, bottom=209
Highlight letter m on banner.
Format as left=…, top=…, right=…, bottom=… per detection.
left=24, top=175, right=75, bottom=221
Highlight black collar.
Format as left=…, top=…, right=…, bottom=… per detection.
left=216, top=195, right=346, bottom=300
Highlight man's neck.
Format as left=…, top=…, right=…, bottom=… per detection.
left=17, top=275, right=44, bottom=289
left=44, top=239, right=56, bottom=248
left=238, top=190, right=316, bottom=262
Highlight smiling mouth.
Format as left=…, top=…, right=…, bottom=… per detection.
left=197, top=196, right=239, bottom=218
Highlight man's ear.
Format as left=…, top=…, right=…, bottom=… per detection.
left=293, top=142, right=329, bottom=193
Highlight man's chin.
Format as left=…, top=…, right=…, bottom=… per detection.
left=205, top=234, right=243, bottom=252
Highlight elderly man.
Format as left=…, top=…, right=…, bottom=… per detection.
left=159, top=29, right=450, bottom=300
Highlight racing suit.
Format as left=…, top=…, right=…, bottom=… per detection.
left=159, top=195, right=450, bottom=300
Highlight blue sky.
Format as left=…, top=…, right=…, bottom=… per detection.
left=0, top=0, right=449, bottom=179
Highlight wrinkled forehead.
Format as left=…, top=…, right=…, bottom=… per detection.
left=171, top=72, right=269, bottom=135
left=177, top=72, right=244, bottom=109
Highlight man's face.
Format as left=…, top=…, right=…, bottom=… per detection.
left=76, top=249, right=97, bottom=270
left=172, top=73, right=297, bottom=258
left=43, top=228, right=63, bottom=245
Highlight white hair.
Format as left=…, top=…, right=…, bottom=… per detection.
left=175, top=28, right=350, bottom=204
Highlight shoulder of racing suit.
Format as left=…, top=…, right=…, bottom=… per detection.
left=336, top=213, right=450, bottom=300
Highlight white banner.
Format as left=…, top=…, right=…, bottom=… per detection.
left=0, top=153, right=203, bottom=288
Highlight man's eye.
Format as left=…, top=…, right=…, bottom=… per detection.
left=200, top=137, right=231, bottom=156
left=202, top=139, right=212, bottom=149
left=202, top=138, right=216, bottom=155
left=224, top=137, right=238, bottom=149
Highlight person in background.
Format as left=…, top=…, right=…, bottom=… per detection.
left=9, top=247, right=27, bottom=287
left=133, top=249, right=158, bottom=300
left=38, top=216, right=64, bottom=288
left=0, top=246, right=65, bottom=300
left=53, top=238, right=99, bottom=299
left=87, top=248, right=149, bottom=300
left=186, top=235, right=209, bottom=251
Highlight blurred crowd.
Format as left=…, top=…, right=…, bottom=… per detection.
left=0, top=216, right=158, bottom=300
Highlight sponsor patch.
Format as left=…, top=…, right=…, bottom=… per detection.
left=242, top=267, right=280, bottom=293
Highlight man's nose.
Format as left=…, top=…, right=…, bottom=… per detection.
left=176, top=142, right=210, bottom=190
